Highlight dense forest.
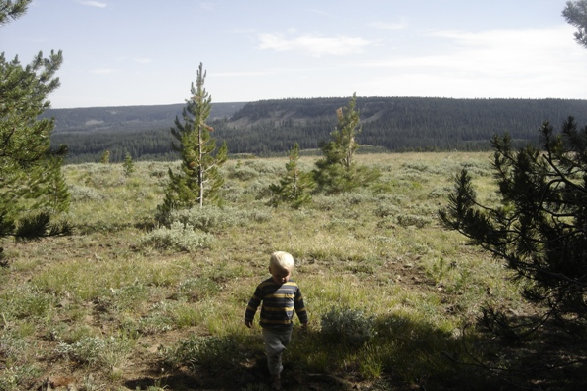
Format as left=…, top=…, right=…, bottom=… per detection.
left=48, top=97, right=587, bottom=162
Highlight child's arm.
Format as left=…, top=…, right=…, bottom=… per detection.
left=294, top=288, right=308, bottom=327
left=244, top=288, right=262, bottom=328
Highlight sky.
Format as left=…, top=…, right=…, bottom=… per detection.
left=2, top=0, right=587, bottom=108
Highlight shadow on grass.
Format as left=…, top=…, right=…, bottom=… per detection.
left=124, top=312, right=586, bottom=391
left=124, top=334, right=272, bottom=391
left=471, top=310, right=587, bottom=391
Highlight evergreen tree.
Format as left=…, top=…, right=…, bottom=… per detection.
left=269, top=143, right=314, bottom=208
left=123, top=152, right=135, bottom=177
left=0, top=0, right=29, bottom=25
left=439, top=117, right=586, bottom=319
left=563, top=0, right=587, bottom=48
left=313, top=93, right=379, bottom=193
left=1, top=1, right=69, bottom=243
left=158, top=63, right=227, bottom=220
left=99, top=149, right=110, bottom=164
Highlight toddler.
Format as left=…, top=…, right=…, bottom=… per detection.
left=245, top=251, right=308, bottom=390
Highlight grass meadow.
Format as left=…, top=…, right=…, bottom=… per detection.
left=0, top=152, right=582, bottom=390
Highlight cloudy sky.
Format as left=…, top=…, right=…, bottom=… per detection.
left=2, top=0, right=586, bottom=108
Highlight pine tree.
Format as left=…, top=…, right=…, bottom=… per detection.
left=123, top=152, right=135, bottom=177
left=158, top=63, right=227, bottom=220
left=441, top=1, right=587, bottom=323
left=100, top=150, right=110, bottom=164
left=563, top=0, right=587, bottom=48
left=439, top=117, right=587, bottom=319
left=1, top=1, right=69, bottom=242
left=0, top=0, right=29, bottom=25
left=313, top=93, right=379, bottom=193
left=269, top=143, right=314, bottom=208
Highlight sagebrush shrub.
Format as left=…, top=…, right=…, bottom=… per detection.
left=227, top=165, right=259, bottom=181
left=396, top=213, right=432, bottom=228
left=55, top=337, right=106, bottom=366
left=320, top=306, right=376, bottom=346
left=69, top=185, right=104, bottom=201
left=374, top=203, right=400, bottom=218
left=165, top=206, right=271, bottom=233
left=141, top=222, right=214, bottom=251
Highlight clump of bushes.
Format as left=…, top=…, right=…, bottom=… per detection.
left=227, top=165, right=259, bottom=181
left=321, top=306, right=376, bottom=346
left=162, top=206, right=272, bottom=233
left=141, top=222, right=214, bottom=251
left=396, top=213, right=432, bottom=228
left=69, top=185, right=104, bottom=201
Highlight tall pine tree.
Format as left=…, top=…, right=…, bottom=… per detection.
left=1, top=0, right=69, bottom=245
left=313, top=93, right=379, bottom=193
left=158, top=63, right=227, bottom=220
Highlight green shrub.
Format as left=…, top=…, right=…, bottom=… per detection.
left=321, top=306, right=376, bottom=346
left=141, top=222, right=214, bottom=251
left=55, top=336, right=106, bottom=366
left=69, top=185, right=104, bottom=201
left=227, top=165, right=259, bottom=181
left=374, top=203, right=400, bottom=218
left=396, top=213, right=432, bottom=228
left=166, top=206, right=271, bottom=233
left=401, top=161, right=432, bottom=173
left=168, top=207, right=230, bottom=232
left=461, top=160, right=492, bottom=176
left=242, top=159, right=282, bottom=175
left=376, top=216, right=396, bottom=229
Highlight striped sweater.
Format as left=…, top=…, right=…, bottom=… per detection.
left=245, top=277, right=308, bottom=328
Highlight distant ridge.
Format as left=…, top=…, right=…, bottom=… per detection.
left=48, top=102, right=247, bottom=133
left=48, top=96, right=587, bottom=162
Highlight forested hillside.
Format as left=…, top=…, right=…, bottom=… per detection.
left=48, top=102, right=245, bottom=162
left=49, top=97, right=587, bottom=162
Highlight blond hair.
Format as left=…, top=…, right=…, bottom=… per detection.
left=270, top=251, right=294, bottom=272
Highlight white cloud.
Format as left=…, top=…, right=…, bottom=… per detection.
left=355, top=25, right=587, bottom=99
left=77, top=1, right=107, bottom=8
left=258, top=33, right=373, bottom=57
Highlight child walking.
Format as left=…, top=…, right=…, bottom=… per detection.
left=245, top=251, right=308, bottom=390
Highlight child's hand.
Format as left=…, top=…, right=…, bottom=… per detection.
left=245, top=319, right=252, bottom=328
left=300, top=322, right=308, bottom=331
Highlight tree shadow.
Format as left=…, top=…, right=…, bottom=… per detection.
left=472, top=309, right=587, bottom=391
left=124, top=334, right=273, bottom=390
left=124, top=312, right=586, bottom=390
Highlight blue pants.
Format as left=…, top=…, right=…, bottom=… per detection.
left=262, top=326, right=293, bottom=376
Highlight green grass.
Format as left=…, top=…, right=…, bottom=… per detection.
left=1, top=152, right=576, bottom=390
